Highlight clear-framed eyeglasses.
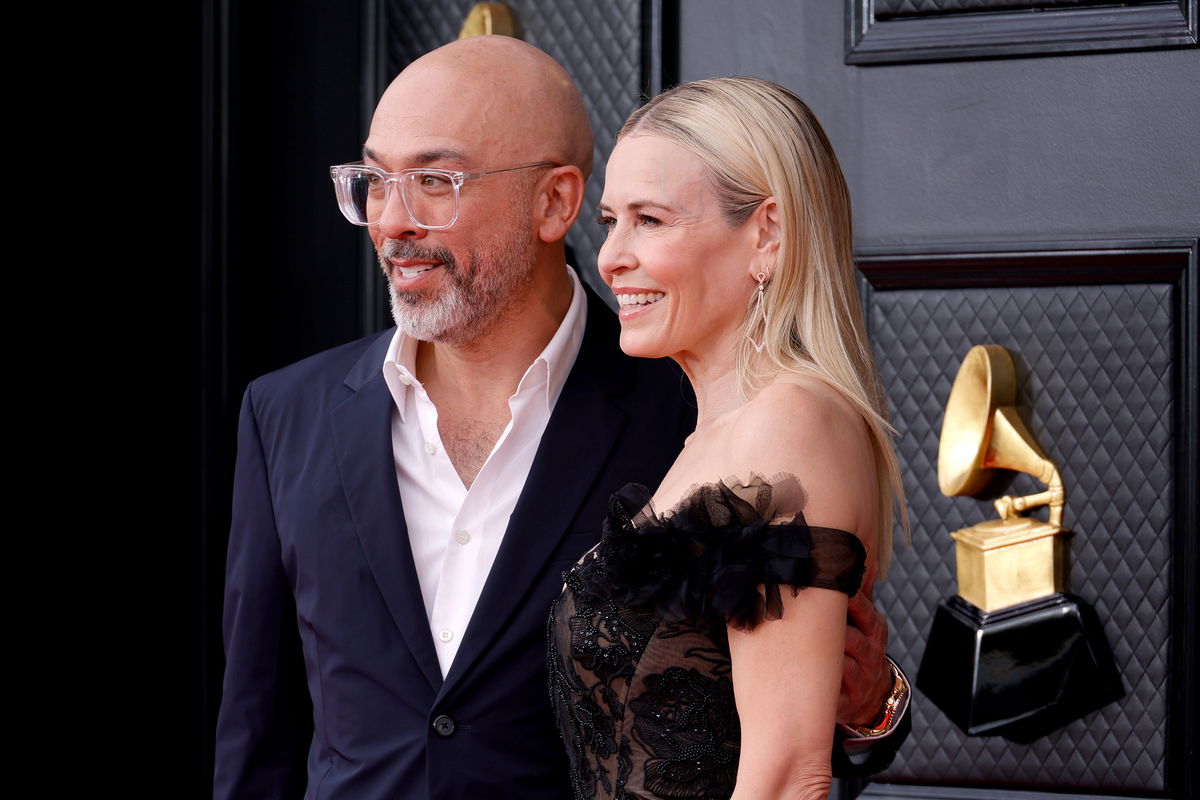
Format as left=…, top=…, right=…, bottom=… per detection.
left=329, top=161, right=559, bottom=230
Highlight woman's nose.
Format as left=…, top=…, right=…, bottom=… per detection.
left=597, top=226, right=635, bottom=283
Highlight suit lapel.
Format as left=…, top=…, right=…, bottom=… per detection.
left=439, top=293, right=630, bottom=698
left=330, top=333, right=443, bottom=692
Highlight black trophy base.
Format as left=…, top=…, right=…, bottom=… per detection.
left=917, top=593, right=1122, bottom=743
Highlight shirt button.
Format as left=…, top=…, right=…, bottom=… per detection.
left=455, top=529, right=471, bottom=545
left=398, top=375, right=412, bottom=386
left=424, top=442, right=437, bottom=455
left=438, top=629, right=454, bottom=643
left=432, top=714, right=456, bottom=736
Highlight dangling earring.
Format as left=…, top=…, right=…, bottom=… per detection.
left=747, top=271, right=768, bottom=353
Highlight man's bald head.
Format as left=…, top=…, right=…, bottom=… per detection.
left=361, top=37, right=590, bottom=350
left=372, top=36, right=592, bottom=177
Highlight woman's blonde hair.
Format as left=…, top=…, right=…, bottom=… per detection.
left=619, top=76, right=907, bottom=571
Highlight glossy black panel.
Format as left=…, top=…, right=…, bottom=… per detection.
left=918, top=594, right=1123, bottom=741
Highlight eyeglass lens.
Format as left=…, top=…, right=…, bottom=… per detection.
left=343, top=169, right=459, bottom=228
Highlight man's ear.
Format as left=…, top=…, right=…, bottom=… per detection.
left=747, top=196, right=781, bottom=280
left=534, top=166, right=586, bottom=244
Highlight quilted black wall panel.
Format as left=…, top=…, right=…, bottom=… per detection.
left=865, top=281, right=1174, bottom=791
left=383, top=0, right=659, bottom=298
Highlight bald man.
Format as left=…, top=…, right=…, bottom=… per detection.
left=214, top=37, right=907, bottom=800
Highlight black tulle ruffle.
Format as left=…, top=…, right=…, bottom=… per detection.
left=578, top=477, right=866, bottom=631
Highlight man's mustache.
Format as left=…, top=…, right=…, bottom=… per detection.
left=379, top=238, right=457, bottom=271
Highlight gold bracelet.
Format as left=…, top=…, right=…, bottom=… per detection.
left=841, top=657, right=909, bottom=739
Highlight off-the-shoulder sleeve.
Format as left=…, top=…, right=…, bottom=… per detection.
left=583, top=476, right=866, bottom=630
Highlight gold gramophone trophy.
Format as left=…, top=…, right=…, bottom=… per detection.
left=916, top=345, right=1121, bottom=742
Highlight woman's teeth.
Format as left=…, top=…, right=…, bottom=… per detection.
left=615, top=292, right=665, bottom=308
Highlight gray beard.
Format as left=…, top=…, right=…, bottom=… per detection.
left=380, top=229, right=535, bottom=348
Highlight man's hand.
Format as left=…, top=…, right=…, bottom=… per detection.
left=837, top=560, right=892, bottom=728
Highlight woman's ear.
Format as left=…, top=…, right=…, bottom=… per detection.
left=748, top=196, right=781, bottom=280
left=534, top=166, right=586, bottom=244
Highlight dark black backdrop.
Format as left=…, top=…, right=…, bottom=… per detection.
left=199, top=0, right=369, bottom=795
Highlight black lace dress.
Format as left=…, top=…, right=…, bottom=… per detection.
left=548, top=477, right=866, bottom=800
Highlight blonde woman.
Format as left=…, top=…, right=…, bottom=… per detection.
left=548, top=77, right=907, bottom=800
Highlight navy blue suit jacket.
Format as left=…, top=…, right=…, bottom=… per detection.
left=214, top=295, right=694, bottom=800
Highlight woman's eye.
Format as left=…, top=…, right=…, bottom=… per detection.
left=597, top=215, right=616, bottom=230
left=638, top=214, right=662, bottom=226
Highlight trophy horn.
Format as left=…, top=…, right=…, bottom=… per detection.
left=458, top=3, right=518, bottom=39
left=938, top=345, right=1064, bottom=527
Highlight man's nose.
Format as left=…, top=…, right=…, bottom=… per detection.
left=375, top=186, right=428, bottom=240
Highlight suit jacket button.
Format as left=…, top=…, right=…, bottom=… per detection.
left=433, top=714, right=456, bottom=737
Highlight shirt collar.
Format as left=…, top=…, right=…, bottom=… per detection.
left=381, top=266, right=587, bottom=423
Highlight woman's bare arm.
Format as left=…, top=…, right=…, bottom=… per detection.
left=715, top=379, right=880, bottom=800
left=729, top=582, right=847, bottom=800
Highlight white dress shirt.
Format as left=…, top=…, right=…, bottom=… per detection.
left=381, top=268, right=587, bottom=677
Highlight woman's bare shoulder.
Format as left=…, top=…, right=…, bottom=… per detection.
left=725, top=376, right=878, bottom=537
left=735, top=377, right=868, bottom=459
